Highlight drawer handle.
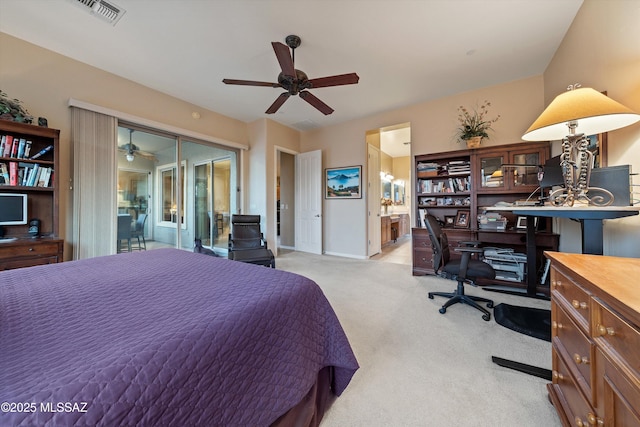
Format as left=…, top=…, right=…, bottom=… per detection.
left=29, top=247, right=35, bottom=252
left=573, top=353, right=589, bottom=365
left=572, top=300, right=588, bottom=310
left=552, top=321, right=564, bottom=330
left=421, top=242, right=428, bottom=247
left=586, top=412, right=602, bottom=426
left=552, top=280, right=562, bottom=289
left=552, top=370, right=564, bottom=381
left=596, top=324, right=616, bottom=336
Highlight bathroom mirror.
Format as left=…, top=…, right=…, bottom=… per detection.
left=393, top=181, right=405, bottom=205
left=382, top=181, right=392, bottom=199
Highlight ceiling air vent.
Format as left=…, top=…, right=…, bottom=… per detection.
left=72, top=0, right=126, bottom=26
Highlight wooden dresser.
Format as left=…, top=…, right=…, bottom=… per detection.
left=545, top=251, right=640, bottom=427
left=0, top=238, right=64, bottom=271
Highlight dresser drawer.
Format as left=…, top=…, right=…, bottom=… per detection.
left=551, top=348, right=599, bottom=427
left=0, top=241, right=60, bottom=258
left=595, top=348, right=640, bottom=426
left=551, top=266, right=591, bottom=333
left=553, top=302, right=594, bottom=400
left=592, top=298, right=640, bottom=381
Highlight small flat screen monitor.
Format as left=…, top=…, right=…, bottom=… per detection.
left=0, top=193, right=28, bottom=225
left=540, top=155, right=564, bottom=189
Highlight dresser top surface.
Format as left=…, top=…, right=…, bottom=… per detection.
left=545, top=251, right=640, bottom=315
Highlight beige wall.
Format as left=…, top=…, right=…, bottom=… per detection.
left=543, top=0, right=640, bottom=257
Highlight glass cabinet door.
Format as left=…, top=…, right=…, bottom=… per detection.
left=479, top=154, right=505, bottom=189
left=511, top=152, right=541, bottom=188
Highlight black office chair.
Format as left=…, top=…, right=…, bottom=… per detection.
left=131, top=213, right=148, bottom=251
left=424, top=214, right=495, bottom=321
left=228, top=214, right=275, bottom=268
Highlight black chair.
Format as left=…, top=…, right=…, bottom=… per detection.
left=228, top=214, right=275, bottom=268
left=131, top=213, right=148, bottom=251
left=117, top=214, right=132, bottom=253
left=424, top=214, right=495, bottom=321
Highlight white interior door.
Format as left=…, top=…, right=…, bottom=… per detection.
left=295, top=149, right=322, bottom=254
left=367, top=144, right=381, bottom=256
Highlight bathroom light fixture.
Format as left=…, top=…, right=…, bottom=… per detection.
left=522, top=85, right=640, bottom=206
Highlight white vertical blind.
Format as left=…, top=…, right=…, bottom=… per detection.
left=71, top=107, right=117, bottom=259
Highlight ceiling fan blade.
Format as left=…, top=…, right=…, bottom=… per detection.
left=272, top=42, right=295, bottom=78
left=308, top=73, right=360, bottom=89
left=265, top=93, right=291, bottom=114
left=299, top=91, right=334, bottom=115
left=223, top=78, right=280, bottom=87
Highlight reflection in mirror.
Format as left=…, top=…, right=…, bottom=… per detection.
left=393, top=180, right=405, bottom=205
left=382, top=181, right=391, bottom=199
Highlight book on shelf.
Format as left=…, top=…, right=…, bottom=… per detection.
left=0, top=163, right=9, bottom=184
left=3, top=135, right=12, bottom=157
left=16, top=138, right=26, bottom=158
left=9, top=161, right=18, bottom=186
left=30, top=144, right=53, bottom=160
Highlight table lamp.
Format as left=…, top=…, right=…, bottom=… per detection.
left=522, top=85, right=640, bottom=206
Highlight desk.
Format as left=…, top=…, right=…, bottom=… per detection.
left=489, top=206, right=640, bottom=296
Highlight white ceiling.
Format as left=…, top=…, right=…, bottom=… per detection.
left=0, top=0, right=583, bottom=133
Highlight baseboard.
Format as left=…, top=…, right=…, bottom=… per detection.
left=323, top=251, right=368, bottom=260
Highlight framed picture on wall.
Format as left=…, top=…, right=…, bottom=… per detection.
left=325, top=165, right=362, bottom=199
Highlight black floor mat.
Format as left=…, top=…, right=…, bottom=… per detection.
left=494, top=303, right=551, bottom=342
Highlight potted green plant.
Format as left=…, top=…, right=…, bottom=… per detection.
left=0, top=90, right=34, bottom=124
left=456, top=100, right=499, bottom=148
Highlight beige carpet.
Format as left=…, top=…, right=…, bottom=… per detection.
left=276, top=251, right=561, bottom=427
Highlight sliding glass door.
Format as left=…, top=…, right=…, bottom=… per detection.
left=183, top=141, right=237, bottom=254
left=116, top=124, right=238, bottom=253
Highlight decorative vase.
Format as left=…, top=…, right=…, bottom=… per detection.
left=466, top=136, right=482, bottom=148
left=384, top=205, right=388, bottom=215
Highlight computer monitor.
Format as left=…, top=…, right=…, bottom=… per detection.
left=0, top=193, right=28, bottom=225
left=540, top=155, right=564, bottom=189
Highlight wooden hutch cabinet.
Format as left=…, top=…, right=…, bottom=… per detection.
left=0, top=120, right=63, bottom=270
left=412, top=142, right=559, bottom=296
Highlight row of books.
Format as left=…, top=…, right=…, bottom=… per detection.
left=1, top=134, right=53, bottom=160
left=0, top=161, right=54, bottom=187
left=418, top=176, right=470, bottom=193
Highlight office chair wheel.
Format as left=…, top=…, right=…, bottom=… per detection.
left=487, top=302, right=494, bottom=308
left=439, top=307, right=447, bottom=314
left=428, top=294, right=434, bottom=299
left=482, top=313, right=491, bottom=321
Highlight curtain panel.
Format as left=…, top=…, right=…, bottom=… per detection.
left=71, top=107, right=117, bottom=259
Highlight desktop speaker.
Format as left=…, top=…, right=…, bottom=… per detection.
left=28, top=218, right=40, bottom=237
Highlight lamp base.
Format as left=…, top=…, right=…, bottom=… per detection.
left=552, top=133, right=615, bottom=207
left=549, top=186, right=614, bottom=207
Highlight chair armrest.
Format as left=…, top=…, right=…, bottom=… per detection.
left=453, top=247, right=484, bottom=254
left=459, top=240, right=482, bottom=247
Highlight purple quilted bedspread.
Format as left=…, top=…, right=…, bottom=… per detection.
left=0, top=249, right=358, bottom=426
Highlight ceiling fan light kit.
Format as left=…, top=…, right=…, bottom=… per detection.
left=223, top=35, right=359, bottom=115
left=118, top=129, right=156, bottom=162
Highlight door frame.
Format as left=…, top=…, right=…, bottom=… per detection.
left=273, top=145, right=299, bottom=257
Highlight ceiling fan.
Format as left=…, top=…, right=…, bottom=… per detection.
left=222, top=35, right=359, bottom=115
left=118, top=129, right=157, bottom=162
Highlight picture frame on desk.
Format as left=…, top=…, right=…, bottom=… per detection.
left=516, top=216, right=538, bottom=229
left=454, top=210, right=470, bottom=228
left=444, top=215, right=455, bottom=228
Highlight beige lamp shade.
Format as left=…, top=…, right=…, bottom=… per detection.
left=522, top=87, right=640, bottom=141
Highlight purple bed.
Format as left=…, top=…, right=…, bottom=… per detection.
left=0, top=248, right=358, bottom=426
